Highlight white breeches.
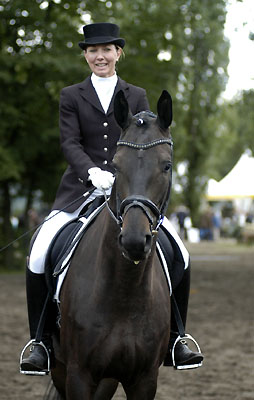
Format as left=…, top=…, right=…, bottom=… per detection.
left=29, top=189, right=109, bottom=274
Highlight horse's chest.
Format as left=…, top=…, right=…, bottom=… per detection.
left=88, top=321, right=162, bottom=378
left=64, top=281, right=170, bottom=377
left=86, top=311, right=168, bottom=369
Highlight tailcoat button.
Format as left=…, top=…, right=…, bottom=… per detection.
left=103, top=122, right=108, bottom=127
left=104, top=147, right=108, bottom=152
left=103, top=160, right=108, bottom=165
left=103, top=135, right=108, bottom=139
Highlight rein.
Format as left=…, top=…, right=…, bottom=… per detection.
left=104, top=137, right=173, bottom=234
left=0, top=189, right=96, bottom=254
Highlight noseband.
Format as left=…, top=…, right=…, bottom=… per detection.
left=119, top=195, right=162, bottom=234
left=107, top=137, right=173, bottom=234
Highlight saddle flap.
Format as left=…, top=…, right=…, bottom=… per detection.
left=157, top=226, right=185, bottom=291
left=44, top=198, right=106, bottom=296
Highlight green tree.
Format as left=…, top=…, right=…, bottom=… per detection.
left=0, top=0, right=230, bottom=268
left=0, top=0, right=85, bottom=267
left=168, top=0, right=229, bottom=224
left=231, top=90, right=254, bottom=152
left=207, top=89, right=254, bottom=181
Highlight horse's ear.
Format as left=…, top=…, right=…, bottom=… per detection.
left=114, top=90, right=132, bottom=130
left=156, top=90, right=173, bottom=131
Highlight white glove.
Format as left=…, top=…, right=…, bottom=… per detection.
left=88, top=167, right=115, bottom=191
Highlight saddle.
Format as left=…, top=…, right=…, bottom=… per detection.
left=44, top=196, right=185, bottom=299
left=44, top=196, right=106, bottom=295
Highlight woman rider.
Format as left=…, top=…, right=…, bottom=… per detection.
left=20, top=22, right=203, bottom=374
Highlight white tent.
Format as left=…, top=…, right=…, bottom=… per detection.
left=206, top=152, right=254, bottom=201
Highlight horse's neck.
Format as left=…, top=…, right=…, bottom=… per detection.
left=97, top=210, right=156, bottom=302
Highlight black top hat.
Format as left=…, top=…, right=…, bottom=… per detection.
left=79, top=23, right=125, bottom=50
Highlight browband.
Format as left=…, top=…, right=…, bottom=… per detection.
left=117, top=138, right=173, bottom=150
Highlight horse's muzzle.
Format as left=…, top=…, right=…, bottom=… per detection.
left=118, top=231, right=152, bottom=262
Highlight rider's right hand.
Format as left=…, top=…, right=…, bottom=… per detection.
left=88, top=167, right=115, bottom=191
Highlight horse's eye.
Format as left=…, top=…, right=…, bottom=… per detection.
left=163, top=162, right=172, bottom=172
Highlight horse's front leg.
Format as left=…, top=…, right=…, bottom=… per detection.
left=123, top=371, right=158, bottom=400
left=93, top=378, right=119, bottom=400
left=65, top=367, right=95, bottom=400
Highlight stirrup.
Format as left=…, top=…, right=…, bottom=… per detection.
left=172, top=333, right=203, bottom=370
left=20, top=339, right=50, bottom=376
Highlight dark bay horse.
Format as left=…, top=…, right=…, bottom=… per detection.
left=51, top=90, right=174, bottom=399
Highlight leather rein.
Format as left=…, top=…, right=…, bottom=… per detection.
left=104, top=137, right=173, bottom=234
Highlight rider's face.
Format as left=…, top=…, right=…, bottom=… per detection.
left=84, top=44, right=122, bottom=78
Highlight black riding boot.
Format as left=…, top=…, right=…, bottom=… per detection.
left=164, top=266, right=204, bottom=369
left=20, top=268, right=53, bottom=373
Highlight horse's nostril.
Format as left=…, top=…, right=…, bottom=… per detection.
left=119, top=230, right=153, bottom=258
left=118, top=233, right=123, bottom=247
left=144, top=234, right=152, bottom=252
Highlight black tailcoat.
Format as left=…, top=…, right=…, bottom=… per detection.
left=52, top=76, right=149, bottom=212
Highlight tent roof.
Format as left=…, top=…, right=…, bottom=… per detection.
left=206, top=152, right=254, bottom=200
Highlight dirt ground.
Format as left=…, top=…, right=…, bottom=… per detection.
left=0, top=240, right=254, bottom=399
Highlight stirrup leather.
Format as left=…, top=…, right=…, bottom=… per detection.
left=20, top=339, right=50, bottom=375
left=172, top=333, right=203, bottom=370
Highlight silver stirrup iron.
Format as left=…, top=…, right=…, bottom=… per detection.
left=172, top=333, right=203, bottom=370
left=20, top=339, right=50, bottom=376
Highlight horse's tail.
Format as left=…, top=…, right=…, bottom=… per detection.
left=43, top=380, right=62, bottom=400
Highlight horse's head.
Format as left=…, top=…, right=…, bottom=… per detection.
left=113, top=90, right=173, bottom=263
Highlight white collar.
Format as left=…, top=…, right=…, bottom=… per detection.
left=91, top=72, right=118, bottom=87
left=90, top=73, right=118, bottom=113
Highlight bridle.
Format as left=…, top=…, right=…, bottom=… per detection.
left=119, top=194, right=163, bottom=234
left=104, top=136, right=173, bottom=235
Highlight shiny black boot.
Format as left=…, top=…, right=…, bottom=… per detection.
left=164, top=266, right=204, bottom=369
left=164, top=332, right=203, bottom=369
left=20, top=339, right=51, bottom=373
left=20, top=268, right=53, bottom=375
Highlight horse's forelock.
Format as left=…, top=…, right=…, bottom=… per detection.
left=132, top=111, right=157, bottom=129
left=134, top=111, right=156, bottom=119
